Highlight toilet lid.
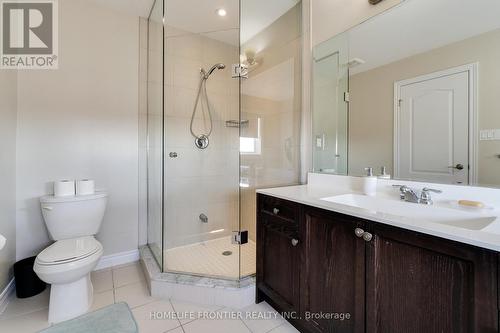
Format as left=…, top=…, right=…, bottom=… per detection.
left=37, top=236, right=102, bottom=265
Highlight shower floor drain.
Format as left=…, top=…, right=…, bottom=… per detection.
left=222, top=251, right=232, bottom=256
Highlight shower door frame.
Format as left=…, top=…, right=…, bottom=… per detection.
left=146, top=0, right=165, bottom=271
left=157, top=0, right=244, bottom=282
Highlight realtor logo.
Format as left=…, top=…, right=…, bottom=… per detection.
left=1, top=0, right=58, bottom=69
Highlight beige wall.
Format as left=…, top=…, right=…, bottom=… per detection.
left=0, top=70, right=17, bottom=290
left=16, top=0, right=140, bottom=259
left=349, top=29, right=500, bottom=186
left=312, top=0, right=401, bottom=46
left=241, top=4, right=303, bottom=241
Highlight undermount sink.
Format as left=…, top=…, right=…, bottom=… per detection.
left=321, top=194, right=497, bottom=231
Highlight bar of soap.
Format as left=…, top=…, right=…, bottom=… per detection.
left=458, top=200, right=485, bottom=208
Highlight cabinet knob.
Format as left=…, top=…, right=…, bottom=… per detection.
left=273, top=208, right=280, bottom=215
left=355, top=228, right=365, bottom=238
left=363, top=232, right=373, bottom=242
left=291, top=239, right=299, bottom=246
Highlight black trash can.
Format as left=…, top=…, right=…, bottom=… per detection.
left=14, top=256, right=46, bottom=298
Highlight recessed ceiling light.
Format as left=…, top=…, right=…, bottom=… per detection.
left=216, top=8, right=227, bottom=17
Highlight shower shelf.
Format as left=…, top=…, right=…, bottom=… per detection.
left=225, top=120, right=249, bottom=128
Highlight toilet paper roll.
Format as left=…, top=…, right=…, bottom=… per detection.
left=76, top=179, right=95, bottom=196
left=54, top=180, right=75, bottom=197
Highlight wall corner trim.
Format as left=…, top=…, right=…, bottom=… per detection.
left=94, top=249, right=140, bottom=271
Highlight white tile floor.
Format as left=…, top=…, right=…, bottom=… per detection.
left=164, top=236, right=256, bottom=279
left=0, top=262, right=298, bottom=333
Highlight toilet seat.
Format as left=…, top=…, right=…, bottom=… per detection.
left=36, top=236, right=102, bottom=266
left=34, top=237, right=103, bottom=286
left=33, top=236, right=104, bottom=324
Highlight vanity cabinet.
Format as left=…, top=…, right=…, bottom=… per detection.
left=256, top=195, right=300, bottom=313
left=256, top=194, right=499, bottom=333
left=300, top=206, right=365, bottom=333
left=365, top=223, right=498, bottom=333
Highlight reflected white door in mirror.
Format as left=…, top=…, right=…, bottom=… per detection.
left=312, top=0, right=500, bottom=187
left=394, top=64, right=477, bottom=185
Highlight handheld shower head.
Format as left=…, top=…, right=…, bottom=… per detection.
left=205, top=63, right=226, bottom=77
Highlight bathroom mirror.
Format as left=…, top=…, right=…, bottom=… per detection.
left=312, top=0, right=500, bottom=188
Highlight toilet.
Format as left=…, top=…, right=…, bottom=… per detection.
left=34, top=192, right=107, bottom=324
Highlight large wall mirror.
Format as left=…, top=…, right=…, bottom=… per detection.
left=312, top=0, right=500, bottom=187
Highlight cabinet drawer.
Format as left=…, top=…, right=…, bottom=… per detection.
left=261, top=214, right=299, bottom=240
left=258, top=194, right=299, bottom=222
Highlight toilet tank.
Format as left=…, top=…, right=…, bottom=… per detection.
left=40, top=192, right=108, bottom=240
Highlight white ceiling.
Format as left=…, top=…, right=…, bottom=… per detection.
left=348, top=0, right=500, bottom=74
left=240, top=0, right=299, bottom=44
left=90, top=0, right=298, bottom=46
left=89, top=0, right=154, bottom=18
left=165, top=0, right=298, bottom=45
left=165, top=0, right=239, bottom=41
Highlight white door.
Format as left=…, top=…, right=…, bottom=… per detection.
left=395, top=70, right=470, bottom=184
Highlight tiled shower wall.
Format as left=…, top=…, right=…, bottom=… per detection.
left=163, top=27, right=240, bottom=250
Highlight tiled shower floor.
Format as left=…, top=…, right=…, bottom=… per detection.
left=164, top=236, right=256, bottom=279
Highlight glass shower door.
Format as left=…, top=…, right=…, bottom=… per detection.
left=239, top=0, right=303, bottom=279
left=162, top=0, right=242, bottom=280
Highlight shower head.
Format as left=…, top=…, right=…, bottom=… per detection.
left=205, top=63, right=226, bottom=77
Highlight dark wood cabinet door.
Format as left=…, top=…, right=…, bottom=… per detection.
left=300, top=207, right=366, bottom=333
left=366, top=223, right=498, bottom=333
left=257, top=196, right=300, bottom=312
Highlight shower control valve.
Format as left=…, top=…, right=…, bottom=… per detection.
left=199, top=214, right=208, bottom=223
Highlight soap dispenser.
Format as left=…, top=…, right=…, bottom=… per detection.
left=378, top=166, right=391, bottom=179
left=362, top=167, right=378, bottom=196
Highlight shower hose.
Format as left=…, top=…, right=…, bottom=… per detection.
left=189, top=71, right=214, bottom=141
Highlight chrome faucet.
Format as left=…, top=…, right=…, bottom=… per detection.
left=392, top=185, right=442, bottom=205
left=393, top=185, right=420, bottom=203
left=420, top=188, right=442, bottom=205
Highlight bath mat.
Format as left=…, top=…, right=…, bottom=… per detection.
left=39, top=302, right=138, bottom=333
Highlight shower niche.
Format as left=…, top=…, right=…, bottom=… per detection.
left=145, top=0, right=303, bottom=284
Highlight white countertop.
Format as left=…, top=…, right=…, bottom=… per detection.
left=257, top=173, right=500, bottom=252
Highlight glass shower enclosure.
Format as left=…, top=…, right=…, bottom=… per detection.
left=146, top=0, right=303, bottom=281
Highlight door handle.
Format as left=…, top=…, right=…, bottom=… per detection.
left=291, top=239, right=299, bottom=246
left=448, top=164, right=464, bottom=170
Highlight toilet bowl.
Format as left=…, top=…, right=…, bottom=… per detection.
left=34, top=192, right=107, bottom=324
left=34, top=236, right=104, bottom=323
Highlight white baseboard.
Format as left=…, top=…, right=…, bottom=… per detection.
left=0, top=250, right=139, bottom=314
left=94, top=249, right=140, bottom=271
left=0, top=278, right=15, bottom=315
